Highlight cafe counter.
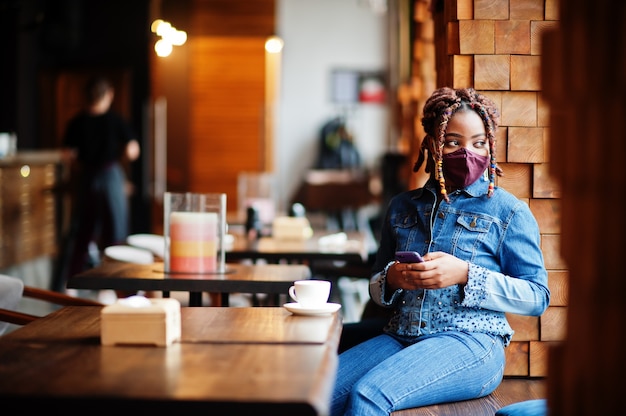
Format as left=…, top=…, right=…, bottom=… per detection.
left=0, top=150, right=69, bottom=269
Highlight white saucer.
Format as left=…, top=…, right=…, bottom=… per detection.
left=103, top=245, right=155, bottom=264
left=127, top=234, right=165, bottom=258
left=283, top=302, right=342, bottom=316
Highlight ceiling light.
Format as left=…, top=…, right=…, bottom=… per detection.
left=265, top=36, right=284, bottom=54
left=151, top=19, right=187, bottom=57
left=154, top=39, right=173, bottom=57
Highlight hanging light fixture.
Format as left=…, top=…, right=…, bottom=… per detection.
left=154, top=39, right=173, bottom=57
left=265, top=35, right=284, bottom=54
left=151, top=19, right=187, bottom=57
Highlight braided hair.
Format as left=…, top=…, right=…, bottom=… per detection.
left=414, top=87, right=503, bottom=201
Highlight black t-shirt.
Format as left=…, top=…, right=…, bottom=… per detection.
left=63, top=111, right=135, bottom=169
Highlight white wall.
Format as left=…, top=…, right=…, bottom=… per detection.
left=275, top=0, right=389, bottom=211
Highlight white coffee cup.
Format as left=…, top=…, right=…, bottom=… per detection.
left=288, top=280, right=331, bottom=308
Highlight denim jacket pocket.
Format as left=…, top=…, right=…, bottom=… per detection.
left=456, top=214, right=492, bottom=232
left=391, top=212, right=423, bottom=250
left=452, top=214, right=494, bottom=256
left=391, top=211, right=420, bottom=228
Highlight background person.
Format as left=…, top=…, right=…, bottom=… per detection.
left=330, top=87, right=550, bottom=415
left=52, top=76, right=140, bottom=294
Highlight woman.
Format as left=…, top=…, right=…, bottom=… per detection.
left=331, top=87, right=550, bottom=415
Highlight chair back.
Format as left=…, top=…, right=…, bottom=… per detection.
left=0, top=275, right=25, bottom=334
left=0, top=274, right=102, bottom=332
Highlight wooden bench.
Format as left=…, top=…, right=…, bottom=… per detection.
left=390, top=377, right=546, bottom=416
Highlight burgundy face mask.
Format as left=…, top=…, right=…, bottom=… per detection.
left=442, top=148, right=490, bottom=189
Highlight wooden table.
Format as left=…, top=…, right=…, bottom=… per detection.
left=226, top=230, right=375, bottom=286
left=67, top=262, right=311, bottom=307
left=227, top=230, right=371, bottom=264
left=0, top=305, right=342, bottom=415
left=123, top=228, right=375, bottom=277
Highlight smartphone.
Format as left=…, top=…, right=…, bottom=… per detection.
left=395, top=251, right=424, bottom=263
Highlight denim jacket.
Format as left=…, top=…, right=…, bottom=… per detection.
left=370, top=177, right=550, bottom=346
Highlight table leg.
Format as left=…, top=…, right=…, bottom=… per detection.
left=220, top=293, right=229, bottom=307
left=189, top=292, right=203, bottom=306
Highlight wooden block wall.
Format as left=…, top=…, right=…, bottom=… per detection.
left=405, top=0, right=564, bottom=377
left=400, top=0, right=438, bottom=189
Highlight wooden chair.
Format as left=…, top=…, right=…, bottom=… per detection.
left=0, top=274, right=102, bottom=330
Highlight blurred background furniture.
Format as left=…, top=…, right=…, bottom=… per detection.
left=226, top=228, right=374, bottom=316
left=126, top=233, right=165, bottom=258
left=0, top=153, right=60, bottom=268
left=67, top=262, right=311, bottom=307
left=237, top=171, right=278, bottom=226
left=0, top=151, right=68, bottom=273
left=291, top=169, right=379, bottom=232
left=0, top=274, right=24, bottom=334
left=0, top=274, right=102, bottom=334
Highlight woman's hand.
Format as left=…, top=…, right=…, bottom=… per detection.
left=386, top=251, right=469, bottom=290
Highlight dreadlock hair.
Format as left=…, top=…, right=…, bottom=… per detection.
left=414, top=87, right=503, bottom=202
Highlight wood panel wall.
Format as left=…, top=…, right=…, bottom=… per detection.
left=406, top=0, right=563, bottom=377
left=188, top=37, right=267, bottom=195
left=150, top=0, right=275, bottom=228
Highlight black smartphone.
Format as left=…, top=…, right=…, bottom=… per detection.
left=395, top=251, right=424, bottom=263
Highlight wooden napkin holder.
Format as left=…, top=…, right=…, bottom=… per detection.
left=272, top=216, right=313, bottom=240
left=101, top=297, right=181, bottom=347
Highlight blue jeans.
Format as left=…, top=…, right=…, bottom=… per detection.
left=68, top=162, right=129, bottom=279
left=331, top=331, right=505, bottom=415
